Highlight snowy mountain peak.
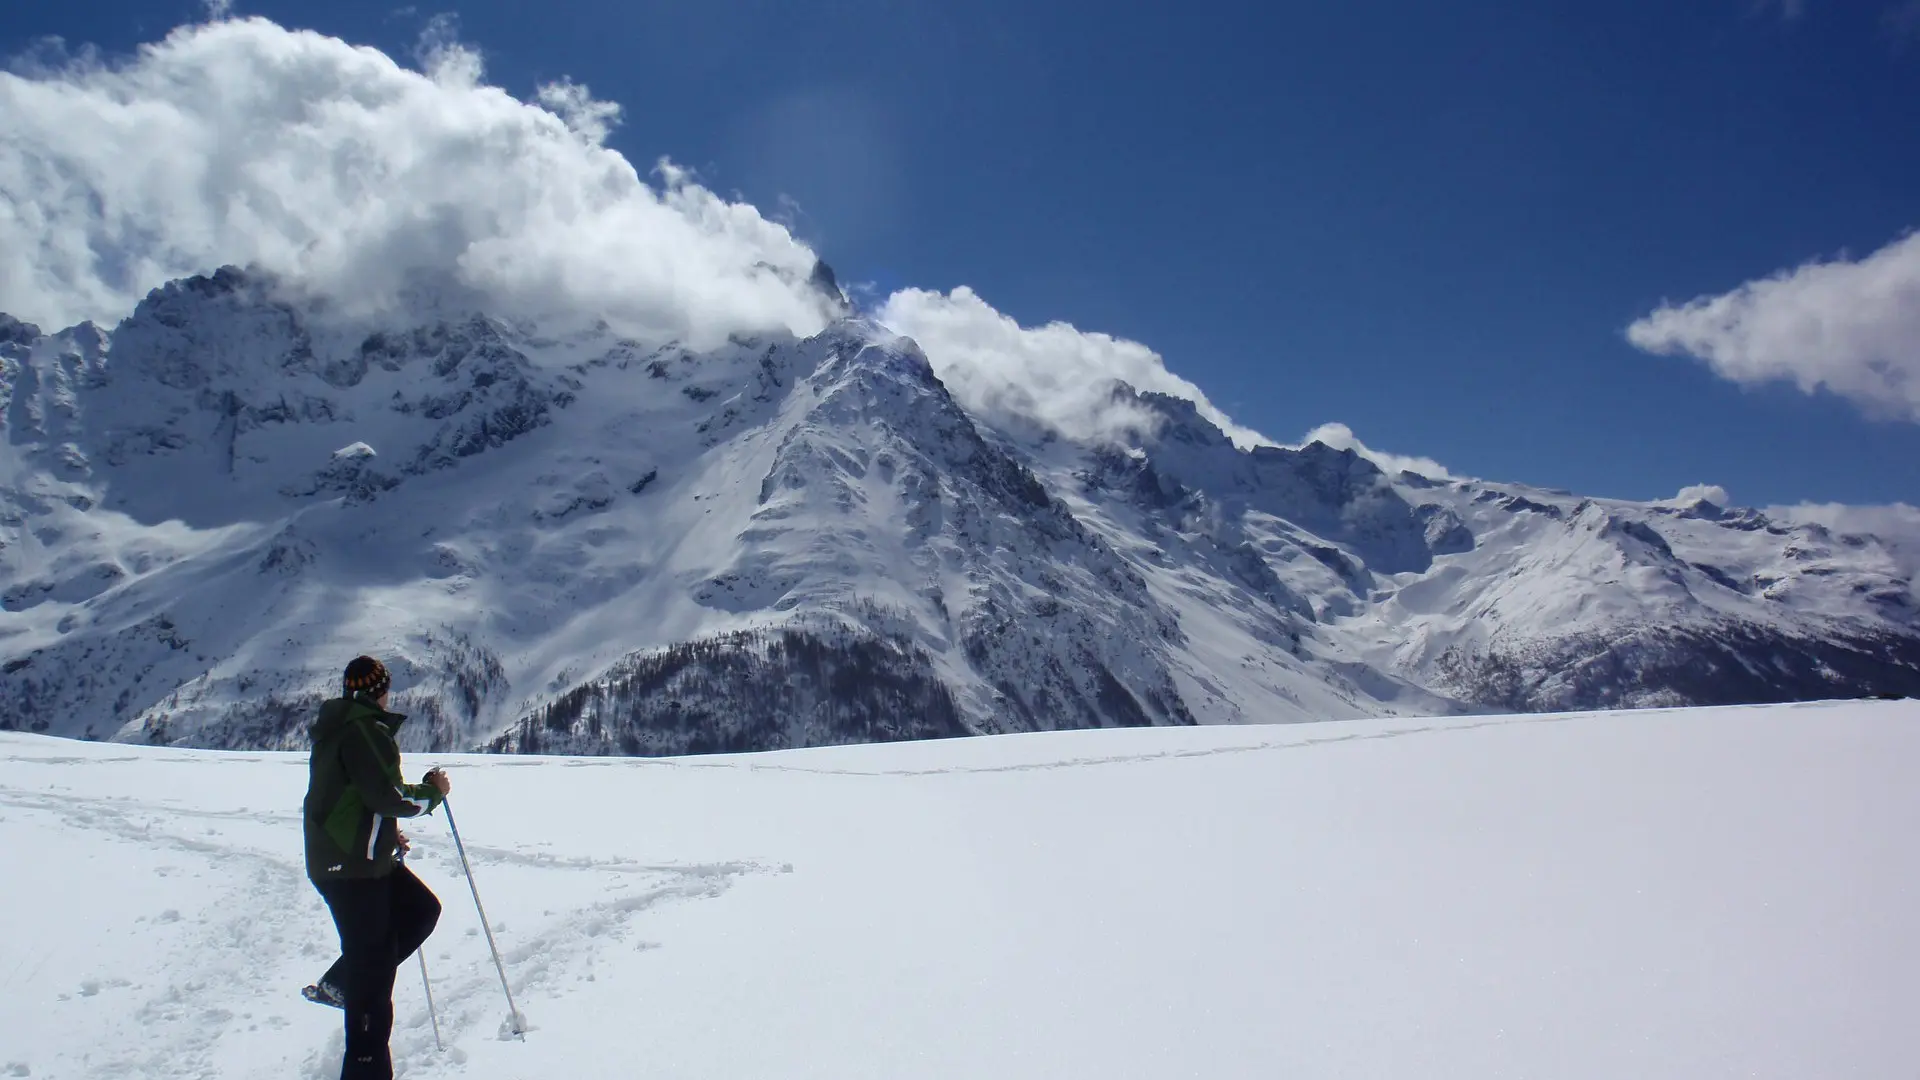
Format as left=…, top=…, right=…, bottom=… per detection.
left=811, top=320, right=939, bottom=387
left=1093, top=390, right=1431, bottom=578
left=1, top=273, right=1916, bottom=751
left=0, top=312, right=43, bottom=347
left=807, top=258, right=853, bottom=314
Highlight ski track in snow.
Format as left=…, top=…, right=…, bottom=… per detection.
left=0, top=788, right=313, bottom=1078
left=0, top=773, right=779, bottom=1080
left=691, top=713, right=1577, bottom=775
left=503, top=703, right=1659, bottom=777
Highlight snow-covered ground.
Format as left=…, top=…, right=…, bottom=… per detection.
left=2, top=699, right=1912, bottom=1079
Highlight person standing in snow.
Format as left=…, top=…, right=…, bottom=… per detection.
left=302, top=656, right=453, bottom=1079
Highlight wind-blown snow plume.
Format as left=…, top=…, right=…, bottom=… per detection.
left=0, top=17, right=833, bottom=346
left=1626, top=230, right=1920, bottom=422
left=1667, top=483, right=1732, bottom=507
left=1297, top=422, right=1456, bottom=480
left=880, top=286, right=1268, bottom=447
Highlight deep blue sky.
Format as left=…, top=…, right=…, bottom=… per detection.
left=7, top=0, right=1919, bottom=506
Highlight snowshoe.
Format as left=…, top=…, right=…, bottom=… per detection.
left=301, top=980, right=346, bottom=1009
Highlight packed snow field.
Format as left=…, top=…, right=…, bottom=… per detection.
left=1, top=700, right=1912, bottom=1079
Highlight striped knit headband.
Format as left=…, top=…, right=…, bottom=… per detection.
left=343, top=655, right=390, bottom=698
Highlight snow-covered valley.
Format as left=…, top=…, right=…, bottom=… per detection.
left=1, top=699, right=1912, bottom=1079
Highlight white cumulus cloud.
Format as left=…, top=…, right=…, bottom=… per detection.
left=1626, top=230, right=1920, bottom=422
left=1297, top=422, right=1457, bottom=481
left=1, top=15, right=1275, bottom=454
left=879, top=286, right=1270, bottom=448
left=0, top=16, right=834, bottom=347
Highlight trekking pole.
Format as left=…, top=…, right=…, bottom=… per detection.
left=443, top=797, right=525, bottom=1038
left=397, top=845, right=445, bottom=1051
left=418, top=952, right=444, bottom=1051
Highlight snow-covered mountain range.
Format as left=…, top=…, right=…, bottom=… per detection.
left=2, top=267, right=1916, bottom=752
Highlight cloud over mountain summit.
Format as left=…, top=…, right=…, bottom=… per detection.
left=0, top=14, right=1256, bottom=450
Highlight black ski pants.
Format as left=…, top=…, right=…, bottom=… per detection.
left=315, top=864, right=442, bottom=1080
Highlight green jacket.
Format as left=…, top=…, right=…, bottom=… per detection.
left=303, top=696, right=443, bottom=883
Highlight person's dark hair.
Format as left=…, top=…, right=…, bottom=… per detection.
left=342, top=655, right=391, bottom=700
